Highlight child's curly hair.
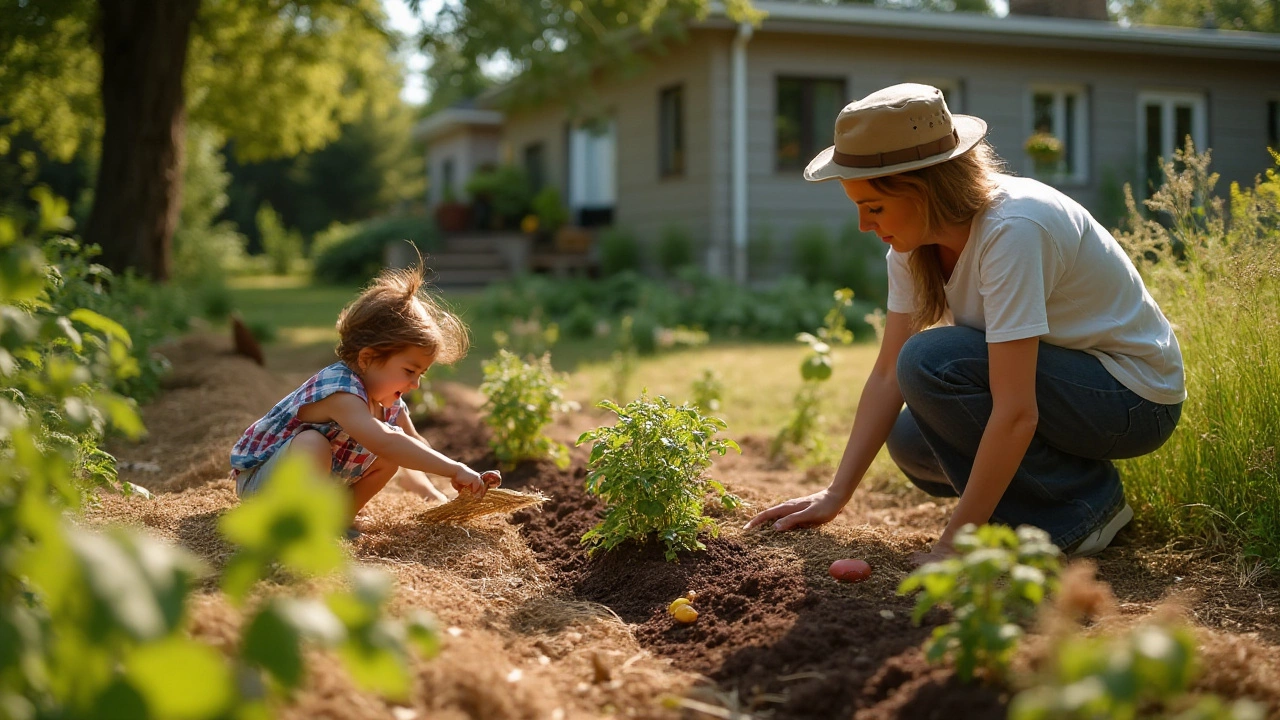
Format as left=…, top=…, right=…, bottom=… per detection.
left=335, top=260, right=469, bottom=369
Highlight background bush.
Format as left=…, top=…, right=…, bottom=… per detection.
left=312, top=215, right=440, bottom=284
left=599, top=227, right=642, bottom=277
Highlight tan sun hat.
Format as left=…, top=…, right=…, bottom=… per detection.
left=804, top=83, right=988, bottom=183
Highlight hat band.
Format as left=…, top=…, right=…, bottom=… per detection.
left=832, top=129, right=959, bottom=169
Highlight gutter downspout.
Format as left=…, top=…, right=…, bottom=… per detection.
left=731, top=20, right=753, bottom=285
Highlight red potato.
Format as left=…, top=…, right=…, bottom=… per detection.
left=829, top=558, right=872, bottom=583
left=481, top=470, right=502, bottom=488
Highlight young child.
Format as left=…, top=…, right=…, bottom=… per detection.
left=229, top=263, right=497, bottom=533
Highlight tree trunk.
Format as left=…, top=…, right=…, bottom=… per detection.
left=86, top=0, right=200, bottom=282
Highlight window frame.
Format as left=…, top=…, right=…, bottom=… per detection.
left=774, top=75, right=848, bottom=174
left=1136, top=89, right=1208, bottom=195
left=1024, top=83, right=1090, bottom=186
left=1267, top=97, right=1279, bottom=151
left=658, top=83, right=685, bottom=179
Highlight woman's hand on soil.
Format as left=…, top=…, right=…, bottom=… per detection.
left=743, top=490, right=844, bottom=532
left=908, top=542, right=956, bottom=568
left=451, top=466, right=488, bottom=499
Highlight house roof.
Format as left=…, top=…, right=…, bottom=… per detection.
left=704, top=1, right=1280, bottom=61
left=413, top=106, right=504, bottom=143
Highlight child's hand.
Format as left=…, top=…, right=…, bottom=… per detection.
left=451, top=465, right=488, bottom=499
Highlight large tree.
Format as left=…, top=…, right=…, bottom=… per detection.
left=1114, top=0, right=1278, bottom=31
left=0, top=0, right=400, bottom=280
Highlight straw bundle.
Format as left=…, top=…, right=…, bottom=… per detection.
left=417, top=488, right=548, bottom=525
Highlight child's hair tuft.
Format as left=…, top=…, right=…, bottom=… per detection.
left=335, top=252, right=469, bottom=369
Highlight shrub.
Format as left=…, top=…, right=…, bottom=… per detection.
left=312, top=216, right=439, bottom=284
left=577, top=394, right=742, bottom=561
left=657, top=224, right=696, bottom=275
left=257, top=202, right=304, bottom=275
left=898, top=524, right=1062, bottom=683
left=480, top=350, right=575, bottom=470
left=1112, top=143, right=1280, bottom=561
left=599, top=227, right=642, bottom=276
left=531, top=186, right=569, bottom=236
left=465, top=164, right=532, bottom=230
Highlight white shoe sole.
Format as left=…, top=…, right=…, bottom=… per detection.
left=1069, top=503, right=1133, bottom=558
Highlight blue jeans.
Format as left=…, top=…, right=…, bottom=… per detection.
left=887, top=326, right=1182, bottom=551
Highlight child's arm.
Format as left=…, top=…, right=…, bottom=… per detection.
left=315, top=392, right=489, bottom=497
left=392, top=411, right=449, bottom=502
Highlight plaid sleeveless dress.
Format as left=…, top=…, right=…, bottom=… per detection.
left=230, top=362, right=406, bottom=484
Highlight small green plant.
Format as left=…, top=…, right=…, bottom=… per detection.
left=1010, top=620, right=1264, bottom=720
left=480, top=349, right=574, bottom=470
left=577, top=394, right=742, bottom=561
left=897, top=524, right=1062, bottom=683
left=493, top=311, right=560, bottom=358
left=608, top=315, right=638, bottom=402
left=1025, top=131, right=1065, bottom=165
left=772, top=288, right=855, bottom=467
left=531, top=186, right=570, bottom=236
left=691, top=367, right=724, bottom=412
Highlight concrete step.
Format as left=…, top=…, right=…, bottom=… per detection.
left=429, top=267, right=511, bottom=287
left=442, top=232, right=527, bottom=254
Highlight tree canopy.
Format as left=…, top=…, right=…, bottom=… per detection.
left=1114, top=0, right=1278, bottom=32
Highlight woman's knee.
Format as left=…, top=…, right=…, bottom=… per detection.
left=896, top=326, right=985, bottom=399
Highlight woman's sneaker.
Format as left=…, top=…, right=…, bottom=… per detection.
left=1069, top=503, right=1133, bottom=557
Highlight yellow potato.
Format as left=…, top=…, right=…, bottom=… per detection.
left=668, top=597, right=691, bottom=615
left=672, top=605, right=699, bottom=624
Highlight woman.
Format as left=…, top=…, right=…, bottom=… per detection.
left=745, top=84, right=1185, bottom=562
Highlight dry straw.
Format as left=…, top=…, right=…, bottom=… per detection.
left=416, top=488, right=547, bottom=525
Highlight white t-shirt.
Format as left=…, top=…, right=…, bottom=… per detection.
left=886, top=174, right=1186, bottom=405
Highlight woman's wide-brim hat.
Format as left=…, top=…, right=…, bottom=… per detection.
left=804, top=83, right=988, bottom=182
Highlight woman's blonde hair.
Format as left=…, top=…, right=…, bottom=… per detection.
left=869, top=141, right=1005, bottom=329
left=335, top=258, right=469, bottom=370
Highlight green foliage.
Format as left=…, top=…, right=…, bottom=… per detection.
left=1112, top=143, right=1280, bottom=561
left=747, top=224, right=776, bottom=281
left=599, top=227, right=643, bottom=276
left=792, top=224, right=834, bottom=285
left=312, top=216, right=440, bottom=284
left=1010, top=622, right=1265, bottom=720
left=256, top=203, right=305, bottom=276
left=834, top=220, right=888, bottom=307
left=577, top=394, right=742, bottom=561
left=772, top=289, right=856, bottom=466
left=657, top=224, right=697, bottom=275
left=465, top=165, right=533, bottom=230
left=608, top=315, right=639, bottom=402
left=1, top=198, right=439, bottom=718
left=1113, top=0, right=1278, bottom=33
left=493, top=312, right=560, bottom=358
left=691, top=367, right=724, bottom=412
left=480, top=350, right=575, bottom=470
left=898, top=524, right=1062, bottom=683
left=531, top=186, right=570, bottom=236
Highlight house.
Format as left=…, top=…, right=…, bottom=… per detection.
left=417, top=0, right=1280, bottom=281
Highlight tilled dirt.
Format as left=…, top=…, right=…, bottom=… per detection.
left=89, top=333, right=1280, bottom=720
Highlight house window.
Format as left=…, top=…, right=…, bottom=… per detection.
left=776, top=76, right=847, bottom=172
left=659, top=84, right=685, bottom=178
left=909, top=78, right=964, bottom=113
left=1137, top=91, right=1207, bottom=194
left=1268, top=99, right=1278, bottom=150
left=1026, top=85, right=1089, bottom=184
left=524, top=142, right=546, bottom=193
left=569, top=118, right=616, bottom=227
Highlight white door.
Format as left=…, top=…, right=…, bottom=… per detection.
left=569, top=119, right=616, bottom=215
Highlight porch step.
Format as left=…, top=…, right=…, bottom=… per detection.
left=429, top=266, right=512, bottom=288
left=426, top=252, right=507, bottom=270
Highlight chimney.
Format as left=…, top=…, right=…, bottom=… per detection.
left=1008, top=0, right=1109, bottom=21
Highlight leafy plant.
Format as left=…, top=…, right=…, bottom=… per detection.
left=897, top=524, right=1062, bottom=682
left=480, top=349, right=575, bottom=470
left=465, top=164, right=532, bottom=229
left=1024, top=131, right=1064, bottom=164
left=256, top=202, right=304, bottom=275
left=608, top=315, right=638, bottom=402
left=577, top=394, right=741, bottom=561
left=493, top=311, right=560, bottom=358
left=1, top=204, right=439, bottom=718
left=772, top=288, right=855, bottom=467
left=1010, top=621, right=1264, bottom=720
left=691, top=367, right=724, bottom=412
left=657, top=224, right=696, bottom=275
left=599, top=227, right=642, bottom=276
left=531, top=186, right=569, bottom=236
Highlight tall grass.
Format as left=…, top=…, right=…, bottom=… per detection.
left=1115, top=144, right=1280, bottom=560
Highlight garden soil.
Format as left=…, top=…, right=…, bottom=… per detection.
left=87, top=333, right=1280, bottom=719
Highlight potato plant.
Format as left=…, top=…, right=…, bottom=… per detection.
left=897, top=524, right=1062, bottom=682
left=1010, top=622, right=1264, bottom=720
left=691, top=367, right=724, bottom=412
left=772, top=288, right=855, bottom=466
left=1, top=202, right=437, bottom=719
left=577, top=394, right=741, bottom=561
left=480, top=349, right=574, bottom=470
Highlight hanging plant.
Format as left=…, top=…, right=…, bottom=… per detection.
left=1024, top=131, right=1064, bottom=165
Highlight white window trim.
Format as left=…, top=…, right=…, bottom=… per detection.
left=1025, top=84, right=1089, bottom=186
left=1136, top=90, right=1208, bottom=195
left=907, top=77, right=964, bottom=113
